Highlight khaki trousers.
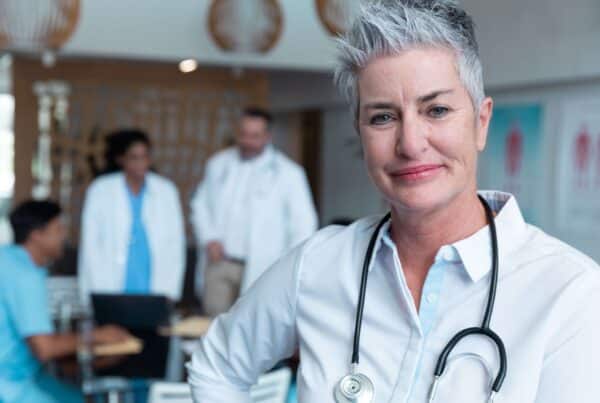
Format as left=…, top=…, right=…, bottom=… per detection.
left=203, top=259, right=245, bottom=317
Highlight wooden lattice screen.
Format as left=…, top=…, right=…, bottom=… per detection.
left=13, top=57, right=268, bottom=243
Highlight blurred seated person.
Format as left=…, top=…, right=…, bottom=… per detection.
left=78, top=129, right=185, bottom=303
left=0, top=200, right=131, bottom=403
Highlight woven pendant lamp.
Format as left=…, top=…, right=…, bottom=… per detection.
left=315, top=0, right=358, bottom=36
left=208, top=0, right=283, bottom=53
left=0, top=0, right=80, bottom=65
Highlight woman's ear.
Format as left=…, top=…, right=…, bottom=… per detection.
left=476, top=97, right=493, bottom=151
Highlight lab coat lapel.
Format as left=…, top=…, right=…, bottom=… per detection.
left=219, top=153, right=242, bottom=229
left=243, top=149, right=277, bottom=286
left=250, top=146, right=277, bottom=198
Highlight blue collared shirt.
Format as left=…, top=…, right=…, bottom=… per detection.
left=124, top=182, right=152, bottom=294
left=189, top=191, right=600, bottom=403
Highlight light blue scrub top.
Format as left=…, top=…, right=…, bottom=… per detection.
left=0, top=245, right=82, bottom=403
left=124, top=182, right=152, bottom=293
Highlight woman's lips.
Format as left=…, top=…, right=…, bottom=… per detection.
left=388, top=164, right=443, bottom=182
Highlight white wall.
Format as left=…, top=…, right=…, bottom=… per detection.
left=320, top=107, right=384, bottom=225
left=268, top=70, right=339, bottom=112
left=63, top=0, right=338, bottom=71
left=0, top=56, right=11, bottom=93
left=59, top=0, right=600, bottom=90
left=465, top=0, right=600, bottom=88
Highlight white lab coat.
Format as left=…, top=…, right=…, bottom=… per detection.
left=191, top=146, right=318, bottom=293
left=78, top=172, right=186, bottom=303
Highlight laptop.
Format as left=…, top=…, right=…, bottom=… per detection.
left=91, top=293, right=173, bottom=378
left=91, top=293, right=172, bottom=330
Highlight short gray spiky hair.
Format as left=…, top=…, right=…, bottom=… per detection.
left=334, top=0, right=485, bottom=117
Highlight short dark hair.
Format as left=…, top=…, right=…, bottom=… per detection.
left=242, top=107, right=273, bottom=128
left=9, top=200, right=62, bottom=244
left=103, top=129, right=152, bottom=174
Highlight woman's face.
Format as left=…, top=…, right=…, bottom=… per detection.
left=357, top=47, right=493, bottom=215
left=119, top=142, right=151, bottom=181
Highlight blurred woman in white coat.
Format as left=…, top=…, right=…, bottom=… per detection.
left=191, top=108, right=318, bottom=316
left=78, top=130, right=185, bottom=303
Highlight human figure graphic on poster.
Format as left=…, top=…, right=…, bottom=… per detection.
left=574, top=125, right=591, bottom=189
left=556, top=101, right=600, bottom=233
left=505, top=123, right=523, bottom=194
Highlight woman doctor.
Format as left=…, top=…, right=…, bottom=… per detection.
left=188, top=1, right=600, bottom=402
left=78, top=129, right=185, bottom=303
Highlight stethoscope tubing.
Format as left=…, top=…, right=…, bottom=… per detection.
left=349, top=195, right=507, bottom=395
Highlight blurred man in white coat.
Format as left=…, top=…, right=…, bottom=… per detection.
left=191, top=107, right=318, bottom=316
left=79, top=129, right=185, bottom=303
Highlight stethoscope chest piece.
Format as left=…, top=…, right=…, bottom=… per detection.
left=334, top=372, right=374, bottom=403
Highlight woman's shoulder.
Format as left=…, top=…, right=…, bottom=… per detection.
left=300, top=215, right=384, bottom=261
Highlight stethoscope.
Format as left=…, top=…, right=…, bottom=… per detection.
left=334, top=195, right=507, bottom=403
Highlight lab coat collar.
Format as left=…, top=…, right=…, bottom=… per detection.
left=117, top=171, right=158, bottom=196
left=370, top=191, right=528, bottom=283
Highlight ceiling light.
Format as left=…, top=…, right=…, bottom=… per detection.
left=179, top=59, right=198, bottom=73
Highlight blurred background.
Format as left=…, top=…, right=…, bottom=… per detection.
left=0, top=0, right=599, bottom=402
left=2, top=0, right=600, bottom=262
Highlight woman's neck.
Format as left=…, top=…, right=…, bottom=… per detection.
left=126, top=175, right=145, bottom=195
left=389, top=190, right=487, bottom=309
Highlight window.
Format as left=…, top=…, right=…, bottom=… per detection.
left=0, top=94, right=14, bottom=244
left=0, top=94, right=14, bottom=198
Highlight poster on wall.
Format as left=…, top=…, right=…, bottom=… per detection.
left=557, top=99, right=600, bottom=232
left=479, top=104, right=544, bottom=224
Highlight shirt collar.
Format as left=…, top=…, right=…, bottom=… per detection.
left=454, top=191, right=527, bottom=282
left=236, top=144, right=274, bottom=168
left=370, top=191, right=528, bottom=282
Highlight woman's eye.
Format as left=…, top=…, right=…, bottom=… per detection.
left=428, top=106, right=449, bottom=118
left=369, top=113, right=394, bottom=125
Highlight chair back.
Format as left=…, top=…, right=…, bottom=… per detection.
left=148, top=382, right=193, bottom=403
left=250, top=367, right=292, bottom=403
left=149, top=367, right=292, bottom=403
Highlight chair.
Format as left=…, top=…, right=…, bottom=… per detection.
left=148, top=367, right=292, bottom=403
left=83, top=377, right=136, bottom=403
left=148, top=382, right=193, bottom=403
left=250, top=367, right=292, bottom=403
left=47, top=275, right=85, bottom=331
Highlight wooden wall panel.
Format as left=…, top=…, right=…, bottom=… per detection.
left=13, top=56, right=268, bottom=242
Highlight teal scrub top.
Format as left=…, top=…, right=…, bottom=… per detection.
left=0, top=245, right=81, bottom=403
left=124, top=182, right=152, bottom=294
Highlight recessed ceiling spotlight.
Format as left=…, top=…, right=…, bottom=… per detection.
left=179, top=59, right=198, bottom=73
